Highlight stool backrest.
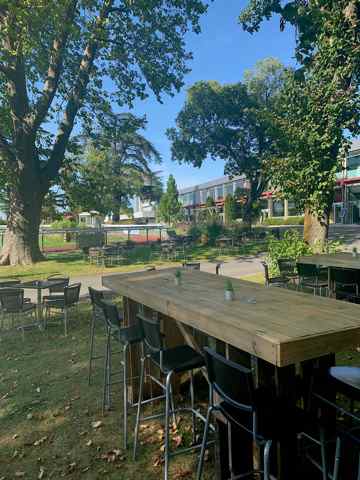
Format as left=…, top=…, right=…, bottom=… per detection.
left=330, top=268, right=359, bottom=285
left=261, top=261, right=270, bottom=285
left=88, top=286, right=104, bottom=307
left=100, top=300, right=121, bottom=329
left=278, top=258, right=295, bottom=275
left=0, top=288, right=24, bottom=311
left=137, top=313, right=163, bottom=354
left=297, top=262, right=318, bottom=278
left=64, top=283, right=81, bottom=306
left=204, top=347, right=254, bottom=413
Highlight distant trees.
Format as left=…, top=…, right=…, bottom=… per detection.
left=158, top=175, right=182, bottom=225
left=0, top=0, right=209, bottom=264
left=167, top=58, right=286, bottom=228
left=63, top=113, right=161, bottom=219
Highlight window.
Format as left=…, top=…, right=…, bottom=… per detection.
left=224, top=183, right=233, bottom=197
left=216, top=185, right=223, bottom=199
left=273, top=200, right=284, bottom=217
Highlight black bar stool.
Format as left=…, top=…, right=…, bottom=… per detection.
left=261, top=261, right=289, bottom=288
left=297, top=263, right=328, bottom=296
left=133, top=312, right=210, bottom=480
left=100, top=300, right=143, bottom=449
left=197, top=347, right=329, bottom=480
left=88, top=287, right=107, bottom=386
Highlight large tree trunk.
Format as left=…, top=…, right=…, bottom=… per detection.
left=303, top=208, right=329, bottom=246
left=0, top=183, right=45, bottom=265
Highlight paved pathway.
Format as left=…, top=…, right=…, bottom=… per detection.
left=22, top=255, right=265, bottom=303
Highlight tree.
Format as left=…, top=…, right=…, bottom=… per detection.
left=0, top=0, right=209, bottom=265
left=167, top=60, right=285, bottom=226
left=158, top=175, right=182, bottom=225
left=67, top=112, right=161, bottom=220
left=224, top=195, right=237, bottom=225
left=239, top=1, right=360, bottom=244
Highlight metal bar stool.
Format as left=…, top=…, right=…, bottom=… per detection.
left=197, top=347, right=329, bottom=480
left=297, top=263, right=328, bottom=296
left=99, top=300, right=143, bottom=449
left=133, top=312, right=211, bottom=480
left=88, top=287, right=108, bottom=386
left=261, top=261, right=289, bottom=288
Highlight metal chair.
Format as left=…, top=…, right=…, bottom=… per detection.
left=297, top=263, right=328, bottom=296
left=277, top=257, right=298, bottom=284
left=43, top=283, right=81, bottom=336
left=43, top=275, right=70, bottom=301
left=133, top=312, right=208, bottom=480
left=197, top=347, right=329, bottom=480
left=261, top=261, right=289, bottom=288
left=329, top=268, right=359, bottom=299
left=0, top=288, right=37, bottom=338
left=100, top=300, right=143, bottom=449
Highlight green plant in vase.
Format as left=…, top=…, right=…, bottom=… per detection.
left=224, top=278, right=234, bottom=301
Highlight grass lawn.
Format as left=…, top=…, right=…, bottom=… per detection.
left=0, top=301, right=217, bottom=480
left=1, top=272, right=359, bottom=479
left=0, top=241, right=267, bottom=282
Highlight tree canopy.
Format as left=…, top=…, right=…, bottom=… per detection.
left=158, top=174, right=182, bottom=225
left=167, top=58, right=286, bottom=225
left=0, top=0, right=210, bottom=264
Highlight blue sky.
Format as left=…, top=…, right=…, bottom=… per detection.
left=129, top=0, right=297, bottom=190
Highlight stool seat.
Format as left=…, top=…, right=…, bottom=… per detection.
left=150, top=345, right=205, bottom=373
left=330, top=366, right=360, bottom=391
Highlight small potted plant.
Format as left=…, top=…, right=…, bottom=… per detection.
left=352, top=247, right=358, bottom=258
left=174, top=269, right=182, bottom=286
left=224, top=279, right=235, bottom=301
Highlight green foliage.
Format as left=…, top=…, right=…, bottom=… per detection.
left=158, top=175, right=182, bottom=225
left=50, top=218, right=77, bottom=229
left=201, top=222, right=224, bottom=246
left=262, top=216, right=304, bottom=226
left=167, top=59, right=287, bottom=225
left=240, top=1, right=360, bottom=234
left=187, top=224, right=202, bottom=242
left=266, top=230, right=341, bottom=276
left=63, top=112, right=160, bottom=217
left=224, top=195, right=237, bottom=225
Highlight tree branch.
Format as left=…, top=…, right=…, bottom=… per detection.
left=29, top=0, right=78, bottom=133
left=44, top=0, right=114, bottom=182
left=0, top=130, right=15, bottom=162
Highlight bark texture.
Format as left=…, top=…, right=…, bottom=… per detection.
left=303, top=208, right=329, bottom=246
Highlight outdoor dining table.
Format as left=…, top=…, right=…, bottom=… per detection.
left=298, top=252, right=360, bottom=291
left=102, top=268, right=360, bottom=479
left=20, top=279, right=64, bottom=326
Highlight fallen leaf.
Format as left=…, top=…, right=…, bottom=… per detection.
left=38, top=467, right=45, bottom=479
left=86, top=440, right=93, bottom=447
left=26, top=413, right=33, bottom=420
left=91, top=420, right=103, bottom=429
left=34, top=436, right=48, bottom=446
left=12, top=434, right=19, bottom=439
left=36, top=387, right=41, bottom=393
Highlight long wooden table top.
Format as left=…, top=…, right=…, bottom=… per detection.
left=299, top=252, right=360, bottom=270
left=102, top=268, right=360, bottom=367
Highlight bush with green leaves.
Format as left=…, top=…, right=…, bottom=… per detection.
left=50, top=219, right=78, bottom=229
left=262, top=216, right=304, bottom=226
left=266, top=230, right=341, bottom=276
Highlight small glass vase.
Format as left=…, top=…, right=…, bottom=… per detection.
left=224, top=290, right=234, bottom=301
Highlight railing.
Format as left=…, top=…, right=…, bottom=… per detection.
left=0, top=224, right=166, bottom=251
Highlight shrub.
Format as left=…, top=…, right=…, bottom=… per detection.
left=203, top=221, right=224, bottom=246
left=50, top=218, right=77, bottom=229
left=187, top=224, right=202, bottom=242
left=266, top=230, right=341, bottom=276
left=262, top=216, right=304, bottom=226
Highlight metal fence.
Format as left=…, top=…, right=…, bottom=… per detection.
left=0, top=224, right=166, bottom=252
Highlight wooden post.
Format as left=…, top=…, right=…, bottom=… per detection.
left=127, top=228, right=130, bottom=242
left=146, top=227, right=149, bottom=243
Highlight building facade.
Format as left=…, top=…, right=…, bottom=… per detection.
left=178, top=140, right=360, bottom=224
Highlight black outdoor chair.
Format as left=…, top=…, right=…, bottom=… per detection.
left=133, top=312, right=209, bottom=480
left=43, top=275, right=70, bottom=301
left=297, top=263, right=328, bottom=296
left=88, top=287, right=107, bottom=386
left=277, top=257, right=298, bottom=284
left=261, top=261, right=289, bottom=288
left=0, top=288, right=37, bottom=338
left=196, top=347, right=329, bottom=480
left=329, top=268, right=359, bottom=300
left=100, top=300, right=143, bottom=449
left=43, top=283, right=81, bottom=336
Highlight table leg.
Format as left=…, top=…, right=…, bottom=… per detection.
left=37, top=289, right=43, bottom=329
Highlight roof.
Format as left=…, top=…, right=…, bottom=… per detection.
left=179, top=175, right=245, bottom=194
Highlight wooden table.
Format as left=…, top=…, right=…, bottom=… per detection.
left=103, top=268, right=360, bottom=478
left=299, top=252, right=360, bottom=270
